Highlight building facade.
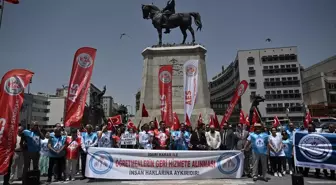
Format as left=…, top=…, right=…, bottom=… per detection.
left=209, top=46, right=304, bottom=124
left=302, top=55, right=336, bottom=117
left=102, top=96, right=114, bottom=117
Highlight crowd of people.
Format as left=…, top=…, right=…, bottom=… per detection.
left=3, top=119, right=335, bottom=185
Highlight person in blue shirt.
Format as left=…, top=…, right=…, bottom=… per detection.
left=286, top=122, right=296, bottom=142
left=80, top=124, right=98, bottom=180
left=47, top=128, right=66, bottom=182
left=21, top=122, right=44, bottom=184
left=171, top=123, right=190, bottom=150
left=242, top=123, right=269, bottom=182
left=281, top=131, right=294, bottom=175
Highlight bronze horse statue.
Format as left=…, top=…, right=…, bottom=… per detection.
left=248, top=95, right=265, bottom=126
left=141, top=4, right=202, bottom=45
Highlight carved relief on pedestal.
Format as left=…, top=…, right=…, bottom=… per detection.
left=168, top=58, right=183, bottom=77
left=172, top=85, right=183, bottom=98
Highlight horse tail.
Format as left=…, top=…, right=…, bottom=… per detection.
left=190, top=12, right=202, bottom=31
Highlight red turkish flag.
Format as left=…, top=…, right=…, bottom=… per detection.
left=142, top=103, right=149, bottom=117
left=153, top=117, right=159, bottom=129
left=273, top=116, right=280, bottom=127
left=108, top=115, right=122, bottom=125
left=304, top=111, right=311, bottom=128
left=214, top=114, right=220, bottom=129
left=239, top=110, right=245, bottom=124
left=127, top=119, right=137, bottom=131
left=209, top=115, right=215, bottom=128
left=185, top=113, right=191, bottom=127
left=197, top=113, right=203, bottom=126
left=245, top=114, right=250, bottom=126
left=5, top=0, right=19, bottom=4
left=172, top=112, right=181, bottom=130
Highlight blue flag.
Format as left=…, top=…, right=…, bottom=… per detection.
left=294, top=131, right=336, bottom=170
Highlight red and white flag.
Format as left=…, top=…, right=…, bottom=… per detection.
left=0, top=69, right=33, bottom=175
left=64, top=47, right=97, bottom=128
left=185, top=113, right=191, bottom=127
left=141, top=103, right=149, bottom=117
left=172, top=112, right=181, bottom=130
left=245, top=114, right=250, bottom=126
left=197, top=113, right=203, bottom=126
left=5, top=0, right=19, bottom=4
left=221, top=80, right=248, bottom=127
left=239, top=110, right=245, bottom=124
left=108, top=115, right=122, bottom=126
left=304, top=111, right=311, bottom=128
left=153, top=117, right=159, bottom=129
left=158, top=65, right=173, bottom=127
left=183, top=60, right=198, bottom=122
left=273, top=116, right=280, bottom=127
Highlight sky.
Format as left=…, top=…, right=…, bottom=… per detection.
left=0, top=0, right=335, bottom=113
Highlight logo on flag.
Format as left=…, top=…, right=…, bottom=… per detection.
left=298, top=134, right=332, bottom=163
left=4, top=76, right=24, bottom=95
left=186, top=64, right=197, bottom=76
left=77, top=53, right=93, bottom=68
left=89, top=151, right=113, bottom=175
left=159, top=71, right=172, bottom=84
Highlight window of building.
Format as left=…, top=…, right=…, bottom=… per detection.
left=265, top=78, right=269, bottom=82
left=279, top=55, right=285, bottom=61
left=247, top=57, right=255, bottom=65
left=272, top=104, right=277, bottom=107
left=287, top=77, right=293, bottom=81
left=274, top=65, right=279, bottom=69
left=270, top=78, right=274, bottom=82
left=280, top=65, right=285, bottom=68
left=285, top=54, right=290, bottom=60
left=293, top=77, right=298, bottom=80
left=278, top=103, right=283, bottom=107
left=266, top=91, right=270, bottom=94
left=275, top=78, right=280, bottom=81
left=262, top=56, right=267, bottom=62
left=248, top=67, right=256, bottom=76
left=273, top=55, right=279, bottom=61
left=286, top=65, right=291, bottom=68
left=291, top=64, right=296, bottom=68
left=269, top=66, right=274, bottom=69
left=249, top=79, right=256, bottom=88
left=285, top=103, right=290, bottom=108
left=263, top=66, right=269, bottom=69
left=277, top=90, right=281, bottom=94
left=271, top=91, right=276, bottom=94
left=295, top=89, right=300, bottom=93
left=290, top=54, right=297, bottom=60
left=289, top=90, right=294, bottom=94
left=267, top=104, right=272, bottom=108
left=268, top=56, right=273, bottom=61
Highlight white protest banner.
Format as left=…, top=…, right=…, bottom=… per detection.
left=85, top=147, right=243, bottom=180
left=120, top=133, right=137, bottom=145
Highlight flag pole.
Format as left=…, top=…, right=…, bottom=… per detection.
left=0, top=0, right=4, bottom=29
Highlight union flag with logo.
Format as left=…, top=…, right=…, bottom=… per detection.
left=66, top=136, right=81, bottom=160
left=183, top=60, right=198, bottom=122
left=0, top=69, right=33, bottom=175
left=64, top=47, right=97, bottom=128
left=158, top=65, right=173, bottom=127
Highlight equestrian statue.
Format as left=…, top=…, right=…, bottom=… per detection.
left=141, top=0, right=203, bottom=45
left=248, top=95, right=265, bottom=126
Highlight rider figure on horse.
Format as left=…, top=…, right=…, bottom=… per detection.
left=162, top=0, right=175, bottom=34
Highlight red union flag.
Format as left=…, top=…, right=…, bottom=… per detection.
left=183, top=60, right=198, bottom=121
left=158, top=65, right=173, bottom=127
left=0, top=69, right=33, bottom=175
left=220, top=80, right=248, bottom=127
left=64, top=47, right=97, bottom=128
left=108, top=115, right=122, bottom=125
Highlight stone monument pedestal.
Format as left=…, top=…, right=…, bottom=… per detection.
left=135, top=44, right=214, bottom=127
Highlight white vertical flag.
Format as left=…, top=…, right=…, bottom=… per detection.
left=183, top=60, right=199, bottom=121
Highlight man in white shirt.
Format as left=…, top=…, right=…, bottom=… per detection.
left=205, top=125, right=221, bottom=150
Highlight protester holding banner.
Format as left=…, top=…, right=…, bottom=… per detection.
left=235, top=123, right=251, bottom=177
left=220, top=122, right=235, bottom=150
left=80, top=124, right=98, bottom=180
left=322, top=123, right=335, bottom=179
left=120, top=127, right=138, bottom=149
left=243, top=123, right=269, bottom=182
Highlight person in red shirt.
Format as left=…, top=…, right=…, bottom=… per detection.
left=65, top=129, right=81, bottom=181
